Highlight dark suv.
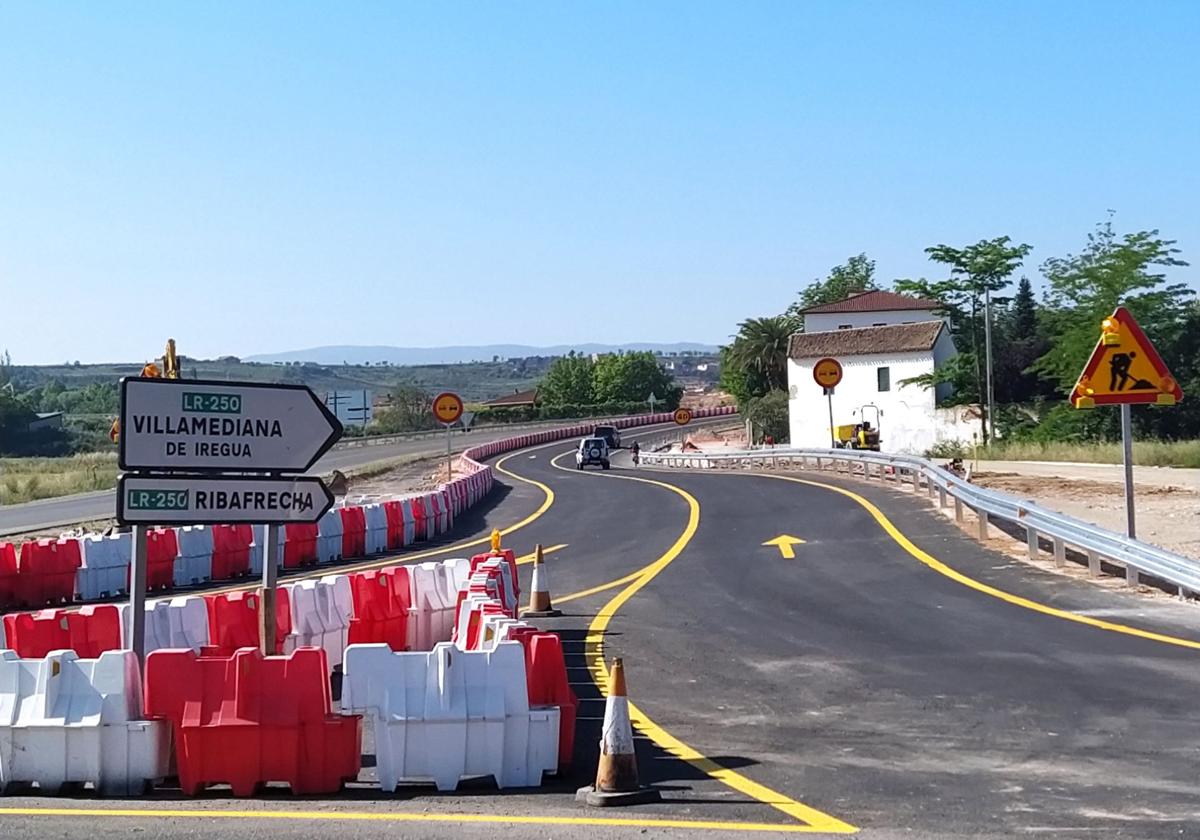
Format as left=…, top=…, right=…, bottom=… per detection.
left=592, top=424, right=622, bottom=450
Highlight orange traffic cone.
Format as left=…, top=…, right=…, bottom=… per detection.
left=577, top=658, right=661, bottom=806
left=522, top=544, right=562, bottom=618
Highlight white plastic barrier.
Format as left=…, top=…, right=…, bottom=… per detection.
left=476, top=614, right=528, bottom=651
left=283, top=575, right=353, bottom=670
left=317, top=510, right=344, bottom=565
left=322, top=573, right=354, bottom=667
left=364, top=504, right=389, bottom=555
left=173, top=526, right=213, bottom=587
left=121, top=596, right=209, bottom=654
left=399, top=499, right=417, bottom=546
left=407, top=562, right=455, bottom=651
left=341, top=641, right=559, bottom=791
left=443, top=557, right=472, bottom=600
left=78, top=532, right=132, bottom=601
left=0, top=649, right=170, bottom=794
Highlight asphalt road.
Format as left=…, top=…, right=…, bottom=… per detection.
left=6, top=427, right=1200, bottom=838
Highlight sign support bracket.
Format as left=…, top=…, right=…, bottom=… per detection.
left=128, top=525, right=148, bottom=667
left=1121, top=403, right=1136, bottom=539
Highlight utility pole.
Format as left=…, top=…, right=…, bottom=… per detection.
left=983, top=288, right=996, bottom=444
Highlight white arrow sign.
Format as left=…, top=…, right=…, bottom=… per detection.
left=117, top=474, right=334, bottom=525
left=119, top=378, right=343, bottom=473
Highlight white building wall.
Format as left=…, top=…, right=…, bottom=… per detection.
left=804, top=308, right=939, bottom=333
left=788, top=352, right=950, bottom=454
left=931, top=328, right=958, bottom=405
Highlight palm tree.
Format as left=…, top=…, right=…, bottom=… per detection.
left=727, top=315, right=798, bottom=394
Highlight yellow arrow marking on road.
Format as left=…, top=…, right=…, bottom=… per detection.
left=762, top=534, right=806, bottom=559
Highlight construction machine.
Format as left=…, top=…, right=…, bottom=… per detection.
left=833, top=404, right=882, bottom=451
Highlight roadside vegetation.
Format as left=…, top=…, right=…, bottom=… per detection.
left=719, top=216, right=1199, bottom=454
left=937, top=439, right=1200, bottom=469
left=0, top=453, right=119, bottom=505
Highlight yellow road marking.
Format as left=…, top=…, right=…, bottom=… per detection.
left=548, top=452, right=857, bottom=834
left=761, top=534, right=807, bottom=559
left=516, top=543, right=568, bottom=565
left=0, top=806, right=835, bottom=833
left=755, top=473, right=1200, bottom=652
left=555, top=570, right=646, bottom=605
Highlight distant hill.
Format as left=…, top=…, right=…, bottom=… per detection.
left=245, top=343, right=719, bottom=366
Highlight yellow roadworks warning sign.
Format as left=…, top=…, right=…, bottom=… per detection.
left=1071, top=306, right=1183, bottom=408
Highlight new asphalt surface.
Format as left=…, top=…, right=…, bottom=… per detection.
left=5, top=426, right=1200, bottom=838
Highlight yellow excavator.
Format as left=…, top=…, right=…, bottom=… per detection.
left=111, top=339, right=180, bottom=443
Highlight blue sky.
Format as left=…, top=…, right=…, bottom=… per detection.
left=1, top=2, right=1197, bottom=364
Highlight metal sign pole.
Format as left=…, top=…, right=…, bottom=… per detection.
left=825, top=387, right=836, bottom=449
left=259, top=523, right=280, bottom=656
left=128, top=525, right=148, bottom=666
left=1120, top=404, right=1136, bottom=538
left=446, top=423, right=453, bottom=481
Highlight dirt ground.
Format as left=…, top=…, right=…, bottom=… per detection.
left=972, top=471, right=1200, bottom=560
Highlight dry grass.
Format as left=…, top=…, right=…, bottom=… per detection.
left=0, top=453, right=119, bottom=505
left=979, top=439, right=1200, bottom=468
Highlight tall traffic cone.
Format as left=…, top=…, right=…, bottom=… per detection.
left=522, top=544, right=562, bottom=618
left=577, top=658, right=661, bottom=806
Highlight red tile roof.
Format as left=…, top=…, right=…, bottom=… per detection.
left=483, top=388, right=539, bottom=407
left=789, top=321, right=945, bottom=359
left=800, top=289, right=939, bottom=314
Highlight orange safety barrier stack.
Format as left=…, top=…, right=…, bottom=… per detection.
left=204, top=590, right=292, bottom=655
left=15, top=537, right=83, bottom=606
left=143, top=647, right=362, bottom=796
left=339, top=507, right=367, bottom=559
left=283, top=523, right=319, bottom=568
left=347, top=567, right=410, bottom=651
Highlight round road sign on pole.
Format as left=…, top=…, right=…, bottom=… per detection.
left=432, top=392, right=464, bottom=426
left=673, top=407, right=693, bottom=426
left=812, top=357, right=843, bottom=390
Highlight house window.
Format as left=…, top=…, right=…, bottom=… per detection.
left=838, top=324, right=852, bottom=330
left=877, top=367, right=891, bottom=392
left=872, top=322, right=886, bottom=327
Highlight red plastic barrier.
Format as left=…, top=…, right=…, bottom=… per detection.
left=1, top=604, right=121, bottom=658
left=205, top=590, right=292, bottom=655
left=144, top=528, right=178, bottom=590
left=0, top=542, right=18, bottom=608
left=67, top=605, right=124, bottom=657
left=521, top=632, right=577, bottom=769
left=410, top=497, right=430, bottom=541
left=347, top=566, right=410, bottom=651
left=15, top=537, right=82, bottom=606
left=283, top=523, right=319, bottom=569
left=211, top=525, right=252, bottom=580
left=383, top=501, right=406, bottom=550
left=339, top=506, right=367, bottom=559
left=438, top=488, right=454, bottom=530
left=144, top=647, right=362, bottom=796
left=2, top=610, right=68, bottom=656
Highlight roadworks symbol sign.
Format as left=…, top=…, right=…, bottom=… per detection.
left=1071, top=306, right=1183, bottom=408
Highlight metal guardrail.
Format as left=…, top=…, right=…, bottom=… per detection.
left=641, top=446, right=1200, bottom=596
left=331, top=415, right=669, bottom=450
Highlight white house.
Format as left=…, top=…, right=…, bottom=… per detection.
left=787, top=319, right=976, bottom=455
left=801, top=289, right=941, bottom=333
